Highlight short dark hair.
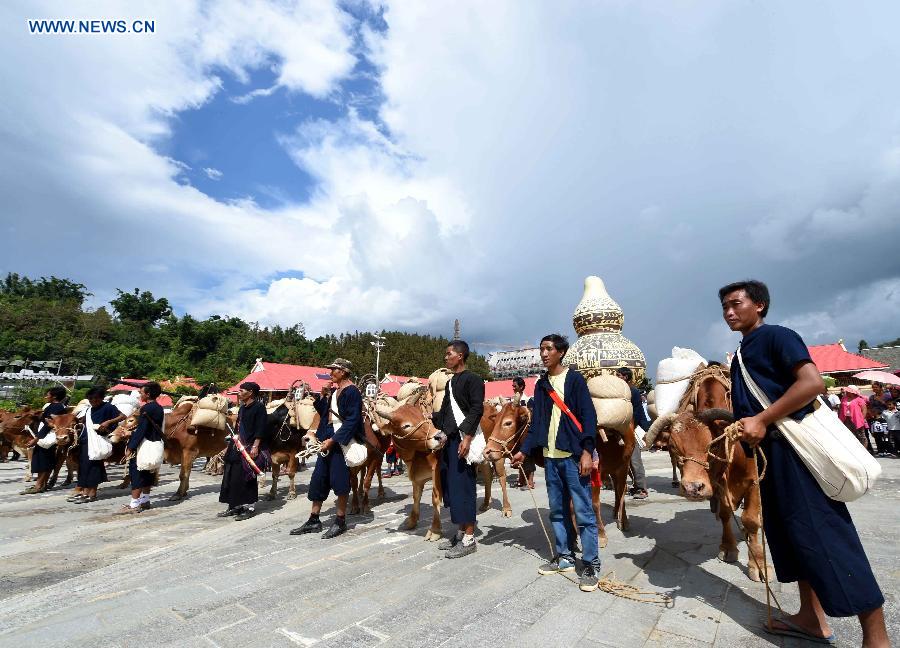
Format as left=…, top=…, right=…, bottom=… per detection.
left=448, top=340, right=470, bottom=361
left=47, top=386, right=68, bottom=401
left=85, top=386, right=106, bottom=399
left=540, top=333, right=569, bottom=356
left=718, top=280, right=770, bottom=318
left=512, top=377, right=525, bottom=390
left=142, top=381, right=162, bottom=399
left=616, top=367, right=633, bottom=382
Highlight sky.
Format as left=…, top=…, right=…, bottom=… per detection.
left=2, top=0, right=900, bottom=375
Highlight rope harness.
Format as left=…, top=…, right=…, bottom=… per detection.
left=676, top=364, right=733, bottom=414
left=666, top=418, right=782, bottom=628
left=485, top=405, right=531, bottom=460
left=486, top=423, right=672, bottom=606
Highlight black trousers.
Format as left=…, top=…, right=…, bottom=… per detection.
left=440, top=434, right=477, bottom=525
left=219, top=459, right=258, bottom=507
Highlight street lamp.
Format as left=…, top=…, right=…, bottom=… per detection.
left=370, top=334, right=386, bottom=381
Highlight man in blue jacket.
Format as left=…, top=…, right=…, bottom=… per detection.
left=512, top=334, right=601, bottom=592
left=291, top=358, right=364, bottom=539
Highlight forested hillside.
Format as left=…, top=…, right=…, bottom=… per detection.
left=0, top=273, right=491, bottom=385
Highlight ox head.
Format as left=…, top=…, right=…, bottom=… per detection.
left=483, top=403, right=530, bottom=463
left=645, top=409, right=734, bottom=501
left=374, top=402, right=446, bottom=451
left=46, top=409, right=80, bottom=444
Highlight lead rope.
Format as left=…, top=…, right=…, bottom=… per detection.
left=511, top=460, right=671, bottom=605
left=712, top=422, right=783, bottom=630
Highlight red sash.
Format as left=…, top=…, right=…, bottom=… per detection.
left=544, top=381, right=600, bottom=484
left=544, top=383, right=583, bottom=433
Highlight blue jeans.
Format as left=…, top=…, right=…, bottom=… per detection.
left=545, top=456, right=600, bottom=567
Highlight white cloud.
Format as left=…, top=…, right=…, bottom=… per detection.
left=781, top=278, right=900, bottom=349
left=203, top=167, right=223, bottom=180
left=3, top=0, right=900, bottom=373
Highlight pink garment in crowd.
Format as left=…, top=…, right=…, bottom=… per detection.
left=848, top=396, right=869, bottom=429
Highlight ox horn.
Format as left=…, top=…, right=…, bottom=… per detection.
left=375, top=406, right=396, bottom=422
left=645, top=413, right=677, bottom=447
left=697, top=409, right=736, bottom=426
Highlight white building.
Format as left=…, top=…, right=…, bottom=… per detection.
left=488, top=347, right=543, bottom=379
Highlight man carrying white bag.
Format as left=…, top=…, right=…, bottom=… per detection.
left=720, top=279, right=887, bottom=647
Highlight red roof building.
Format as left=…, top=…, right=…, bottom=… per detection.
left=227, top=359, right=332, bottom=402
left=807, top=341, right=888, bottom=386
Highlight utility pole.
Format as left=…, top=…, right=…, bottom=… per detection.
left=370, top=334, right=386, bottom=381
left=453, top=319, right=460, bottom=340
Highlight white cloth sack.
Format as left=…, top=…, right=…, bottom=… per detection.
left=655, top=347, right=707, bottom=416
left=111, top=393, right=140, bottom=417
left=136, top=439, right=164, bottom=471
left=84, top=408, right=113, bottom=461
left=35, top=422, right=57, bottom=449
left=330, top=392, right=368, bottom=468
left=736, top=347, right=881, bottom=502
left=634, top=425, right=647, bottom=450
left=447, top=376, right=486, bottom=465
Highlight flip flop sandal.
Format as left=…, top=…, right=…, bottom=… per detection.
left=67, top=495, right=86, bottom=502
left=20, top=487, right=44, bottom=495
left=763, top=618, right=836, bottom=645
left=74, top=496, right=97, bottom=504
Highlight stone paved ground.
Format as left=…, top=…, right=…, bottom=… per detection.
left=0, top=452, right=896, bottom=647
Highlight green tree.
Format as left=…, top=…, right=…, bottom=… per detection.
left=858, top=339, right=869, bottom=352
left=111, top=288, right=172, bottom=326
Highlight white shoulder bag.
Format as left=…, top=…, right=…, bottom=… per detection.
left=447, top=376, right=485, bottom=465
left=35, top=422, right=57, bottom=449
left=331, top=392, right=368, bottom=468
left=136, top=410, right=165, bottom=471
left=85, top=407, right=114, bottom=461
left=736, top=347, right=881, bottom=502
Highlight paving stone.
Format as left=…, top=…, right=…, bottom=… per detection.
left=0, top=455, right=896, bottom=647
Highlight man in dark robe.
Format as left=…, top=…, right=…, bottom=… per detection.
left=21, top=386, right=68, bottom=494
left=219, top=382, right=268, bottom=521
left=434, top=340, right=484, bottom=558
left=70, top=387, right=124, bottom=503
left=117, top=382, right=164, bottom=514
left=291, top=358, right=363, bottom=539
left=721, top=280, right=887, bottom=646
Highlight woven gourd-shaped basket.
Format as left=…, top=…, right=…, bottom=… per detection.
left=566, top=276, right=646, bottom=383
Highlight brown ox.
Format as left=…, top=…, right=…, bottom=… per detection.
left=594, top=422, right=635, bottom=548
left=665, top=364, right=732, bottom=486
left=647, top=409, right=766, bottom=582
left=0, top=408, right=41, bottom=481
left=373, top=398, right=448, bottom=540
left=263, top=402, right=319, bottom=501
left=481, top=401, right=530, bottom=517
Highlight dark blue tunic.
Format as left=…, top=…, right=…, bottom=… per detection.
left=32, top=402, right=66, bottom=474
left=127, top=401, right=164, bottom=489
left=307, top=387, right=362, bottom=502
left=78, top=402, right=122, bottom=488
left=731, top=324, right=884, bottom=617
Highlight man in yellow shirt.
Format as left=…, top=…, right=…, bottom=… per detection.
left=512, top=334, right=600, bottom=591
